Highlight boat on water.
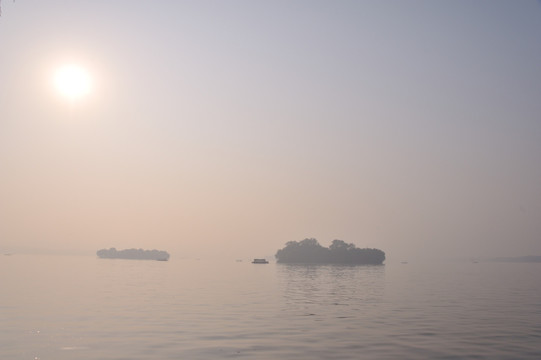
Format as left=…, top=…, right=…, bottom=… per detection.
left=252, top=258, right=269, bottom=264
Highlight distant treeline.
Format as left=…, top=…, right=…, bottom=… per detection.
left=275, top=238, right=385, bottom=265
left=489, top=256, right=541, bottom=263
left=97, top=248, right=170, bottom=261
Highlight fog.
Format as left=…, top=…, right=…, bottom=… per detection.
left=1, top=1, right=540, bottom=261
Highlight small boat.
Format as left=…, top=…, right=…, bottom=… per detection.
left=252, top=258, right=269, bottom=264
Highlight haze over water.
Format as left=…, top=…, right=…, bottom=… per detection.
left=1, top=1, right=541, bottom=261
left=1, top=1, right=541, bottom=358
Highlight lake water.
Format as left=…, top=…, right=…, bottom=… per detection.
left=1, top=254, right=540, bottom=359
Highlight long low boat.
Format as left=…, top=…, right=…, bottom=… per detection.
left=252, top=258, right=269, bottom=264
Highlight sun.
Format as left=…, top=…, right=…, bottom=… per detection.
left=53, top=64, right=93, bottom=100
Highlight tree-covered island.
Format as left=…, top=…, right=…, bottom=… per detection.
left=97, top=248, right=170, bottom=261
left=275, top=238, right=385, bottom=265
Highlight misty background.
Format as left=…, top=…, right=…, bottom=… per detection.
left=1, top=0, right=540, bottom=261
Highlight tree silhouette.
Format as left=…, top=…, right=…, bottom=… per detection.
left=0, top=0, right=16, bottom=16
left=275, top=238, right=385, bottom=265
left=97, top=248, right=170, bottom=261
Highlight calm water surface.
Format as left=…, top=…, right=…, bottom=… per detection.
left=1, top=254, right=540, bottom=359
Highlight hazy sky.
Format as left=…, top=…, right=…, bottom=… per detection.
left=1, top=0, right=540, bottom=260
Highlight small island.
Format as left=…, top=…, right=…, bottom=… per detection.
left=275, top=238, right=385, bottom=265
left=97, top=248, right=170, bottom=261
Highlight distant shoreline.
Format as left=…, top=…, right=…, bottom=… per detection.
left=486, top=256, right=541, bottom=263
